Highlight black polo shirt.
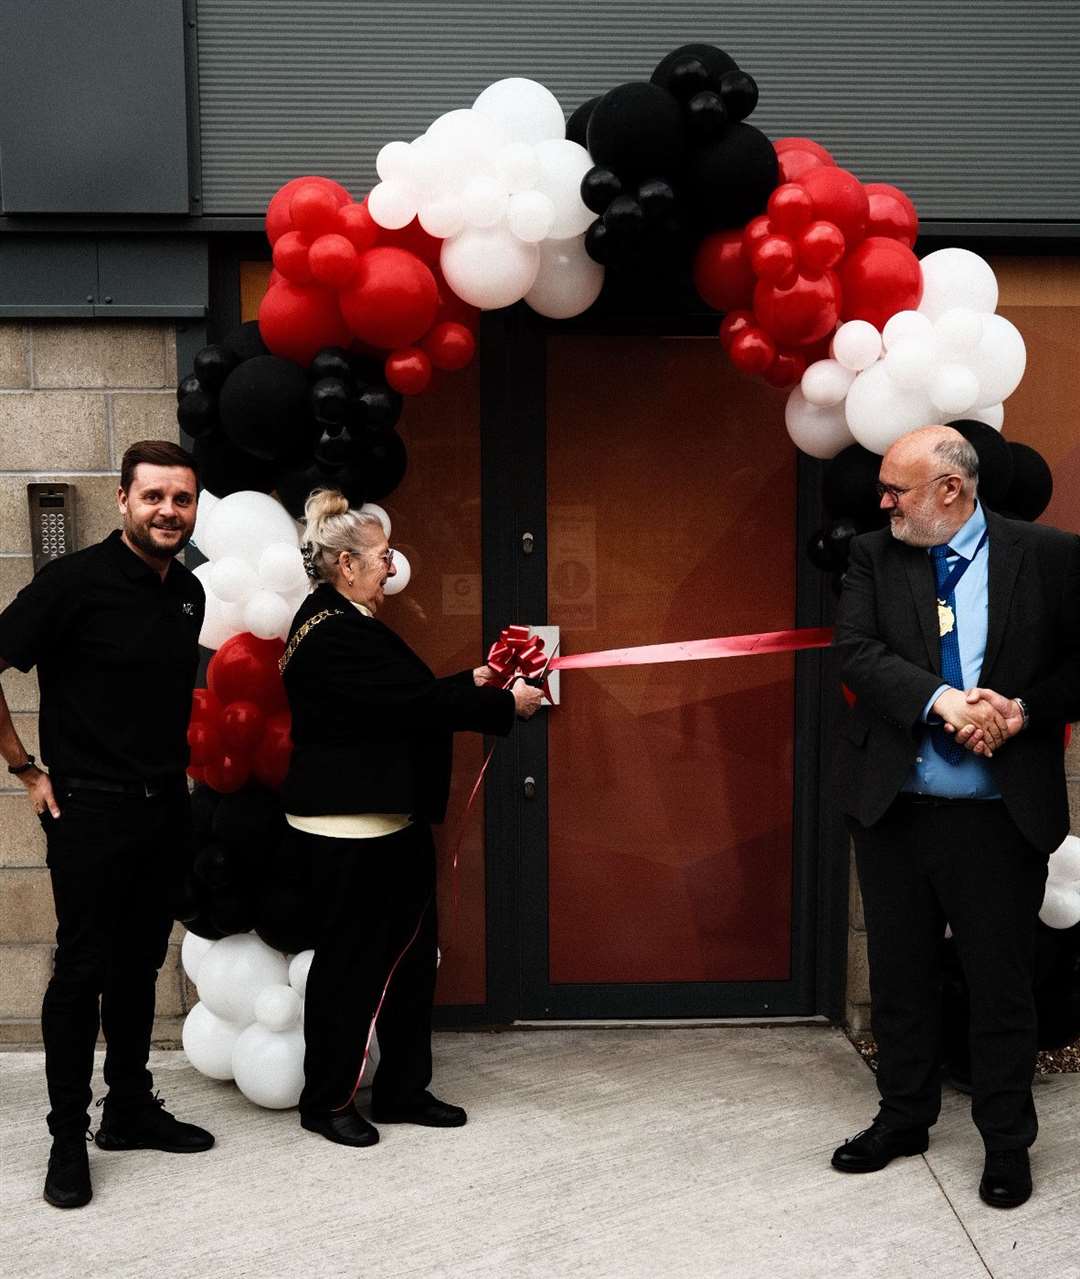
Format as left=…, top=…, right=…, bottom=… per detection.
left=0, top=530, right=205, bottom=782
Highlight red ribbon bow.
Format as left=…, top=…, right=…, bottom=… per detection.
left=486, top=624, right=548, bottom=684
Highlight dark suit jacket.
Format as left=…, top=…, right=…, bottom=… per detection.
left=831, top=509, right=1080, bottom=852
left=281, top=584, right=516, bottom=821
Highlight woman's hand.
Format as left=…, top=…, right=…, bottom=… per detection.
left=473, top=664, right=498, bottom=687
left=512, top=682, right=544, bottom=719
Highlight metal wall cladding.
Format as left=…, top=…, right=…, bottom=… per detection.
left=195, top=0, right=1080, bottom=220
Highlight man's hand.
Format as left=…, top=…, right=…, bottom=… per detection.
left=473, top=664, right=499, bottom=687
left=20, top=767, right=60, bottom=818
left=511, top=681, right=544, bottom=719
left=932, top=688, right=1009, bottom=755
left=952, top=688, right=1025, bottom=756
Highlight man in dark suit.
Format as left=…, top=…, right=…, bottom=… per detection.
left=830, top=425, right=1080, bottom=1208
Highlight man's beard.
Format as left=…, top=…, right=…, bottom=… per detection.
left=889, top=507, right=954, bottom=547
left=125, top=517, right=192, bottom=559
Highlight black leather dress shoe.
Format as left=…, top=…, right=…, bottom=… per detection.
left=95, top=1094, right=214, bottom=1153
left=43, top=1134, right=92, bottom=1209
left=372, top=1091, right=467, bottom=1128
left=300, top=1110, right=380, bottom=1147
left=831, top=1121, right=929, bottom=1172
left=979, top=1149, right=1032, bottom=1208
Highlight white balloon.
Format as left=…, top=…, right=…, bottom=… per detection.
left=473, top=77, right=566, bottom=146
left=507, top=190, right=555, bottom=243
left=801, top=359, right=856, bottom=407
left=883, top=337, right=935, bottom=390
left=359, top=503, right=391, bottom=537
left=201, top=491, right=299, bottom=568
left=929, top=363, right=979, bottom=416
left=934, top=307, right=984, bottom=353
left=784, top=388, right=856, bottom=459
left=969, top=403, right=1005, bottom=430
left=196, top=934, right=289, bottom=1027
left=1048, top=834, right=1080, bottom=884
left=383, top=550, right=411, bottom=596
left=408, top=136, right=453, bottom=194
left=882, top=310, right=934, bottom=350
left=244, top=590, right=293, bottom=641
left=460, top=176, right=509, bottom=229
left=232, top=1023, right=305, bottom=1109
left=254, top=983, right=303, bottom=1032
left=258, top=543, right=307, bottom=595
left=368, top=181, right=419, bottom=231
left=532, top=138, right=594, bottom=240
left=833, top=321, right=883, bottom=372
left=918, top=248, right=999, bottom=320
left=190, top=490, right=220, bottom=552
left=288, top=949, right=315, bottom=998
left=1039, top=882, right=1080, bottom=930
left=426, top=109, right=507, bottom=177
left=182, top=1001, right=242, bottom=1081
left=209, top=556, right=259, bottom=605
left=495, top=142, right=540, bottom=193
left=967, top=314, right=1027, bottom=408
left=524, top=235, right=603, bottom=319
left=193, top=562, right=245, bottom=650
left=846, top=362, right=936, bottom=455
left=419, top=196, right=465, bottom=240
left=376, top=140, right=414, bottom=184
left=441, top=226, right=540, bottom=310
left=181, top=930, right=215, bottom=985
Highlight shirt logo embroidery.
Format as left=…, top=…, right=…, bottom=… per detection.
left=182, top=601, right=195, bottom=616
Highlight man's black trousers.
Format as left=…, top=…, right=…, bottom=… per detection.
left=295, top=821, right=438, bottom=1118
left=40, top=784, right=189, bottom=1138
left=851, top=796, right=1049, bottom=1151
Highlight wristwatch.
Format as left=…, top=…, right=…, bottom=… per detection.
left=7, top=754, right=36, bottom=775
left=1014, top=698, right=1030, bottom=731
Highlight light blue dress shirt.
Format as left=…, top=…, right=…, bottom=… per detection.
left=902, top=501, right=1000, bottom=798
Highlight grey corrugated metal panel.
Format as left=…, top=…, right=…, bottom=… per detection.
left=195, top=0, right=1080, bottom=219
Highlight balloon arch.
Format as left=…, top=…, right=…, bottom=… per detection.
left=174, top=45, right=1077, bottom=1108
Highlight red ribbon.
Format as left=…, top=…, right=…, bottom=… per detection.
left=486, top=624, right=549, bottom=682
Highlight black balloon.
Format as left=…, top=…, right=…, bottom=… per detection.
left=355, top=383, right=403, bottom=432
left=221, top=320, right=269, bottom=364
left=719, top=69, right=759, bottom=123
left=1004, top=442, right=1053, bottom=521
left=315, top=426, right=354, bottom=470
left=177, top=389, right=219, bottom=439
left=651, top=43, right=738, bottom=95
left=587, top=82, right=686, bottom=182
left=948, top=419, right=1014, bottom=509
left=637, top=178, right=677, bottom=223
left=193, top=344, right=239, bottom=393
left=685, top=122, right=779, bottom=228
left=685, top=90, right=728, bottom=143
left=177, top=373, right=202, bottom=402
left=211, top=784, right=285, bottom=848
left=806, top=527, right=842, bottom=572
left=193, top=842, right=234, bottom=890
left=310, top=377, right=351, bottom=427
left=194, top=432, right=277, bottom=497
left=364, top=430, right=408, bottom=499
left=823, top=444, right=886, bottom=528
left=309, top=347, right=353, bottom=383
left=218, top=355, right=309, bottom=462
left=584, top=219, right=614, bottom=266
left=274, top=462, right=327, bottom=519
left=665, top=57, right=711, bottom=103
left=580, top=166, right=624, bottom=215
left=190, top=783, right=220, bottom=842
left=566, top=95, right=601, bottom=148
left=602, top=195, right=647, bottom=252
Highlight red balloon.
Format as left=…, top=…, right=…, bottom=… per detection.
left=385, top=347, right=433, bottom=395
left=767, top=183, right=815, bottom=234
left=742, top=214, right=773, bottom=254
left=751, top=235, right=798, bottom=288
left=187, top=719, right=223, bottom=767
left=864, top=182, right=919, bottom=248
left=265, top=176, right=351, bottom=246
left=272, top=231, right=313, bottom=284
left=258, top=280, right=352, bottom=367
left=220, top=700, right=266, bottom=757
left=187, top=765, right=206, bottom=784
left=775, top=137, right=835, bottom=163
left=728, top=327, right=777, bottom=376
left=753, top=272, right=842, bottom=348
left=774, top=138, right=835, bottom=185
left=719, top=309, right=754, bottom=351
left=838, top=237, right=922, bottom=329
left=190, top=688, right=222, bottom=725
left=207, top=633, right=287, bottom=713
left=692, top=230, right=755, bottom=312
left=375, top=214, right=444, bottom=268
left=423, top=321, right=476, bottom=372
left=797, top=167, right=868, bottom=250
left=336, top=202, right=380, bottom=253
left=339, top=247, right=439, bottom=351
left=797, top=220, right=846, bottom=279
left=763, top=350, right=808, bottom=388
left=308, top=233, right=360, bottom=288
left=1065, top=723, right=1073, bottom=750
left=432, top=267, right=480, bottom=330
left=204, top=754, right=252, bottom=795
left=290, top=183, right=343, bottom=240
left=252, top=712, right=293, bottom=789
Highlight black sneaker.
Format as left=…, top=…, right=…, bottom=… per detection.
left=831, top=1119, right=929, bottom=1172
left=95, top=1093, right=214, bottom=1153
left=43, top=1133, right=92, bottom=1209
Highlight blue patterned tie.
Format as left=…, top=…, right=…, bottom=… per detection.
left=931, top=543, right=965, bottom=764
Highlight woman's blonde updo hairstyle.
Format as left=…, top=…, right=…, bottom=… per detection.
left=300, top=489, right=385, bottom=584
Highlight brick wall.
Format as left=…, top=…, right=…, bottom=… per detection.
left=0, top=320, right=196, bottom=1046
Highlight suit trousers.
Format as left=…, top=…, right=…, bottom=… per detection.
left=296, top=821, right=438, bottom=1117
left=851, top=796, right=1048, bottom=1150
left=39, top=785, right=188, bottom=1138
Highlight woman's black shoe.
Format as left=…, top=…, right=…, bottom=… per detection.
left=300, top=1110, right=380, bottom=1147
left=43, top=1134, right=92, bottom=1208
left=979, top=1149, right=1032, bottom=1208
left=831, top=1120, right=929, bottom=1172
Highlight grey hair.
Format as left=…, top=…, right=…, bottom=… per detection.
left=300, top=489, right=385, bottom=584
left=933, top=435, right=980, bottom=494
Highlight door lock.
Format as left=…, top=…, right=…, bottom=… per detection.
left=521, top=531, right=535, bottom=555
left=523, top=776, right=537, bottom=800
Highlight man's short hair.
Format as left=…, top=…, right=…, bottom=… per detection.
left=933, top=435, right=979, bottom=482
left=120, top=440, right=199, bottom=492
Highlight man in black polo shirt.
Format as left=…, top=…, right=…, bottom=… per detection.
left=0, top=440, right=214, bottom=1209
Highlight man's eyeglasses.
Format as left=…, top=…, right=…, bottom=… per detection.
left=875, top=473, right=954, bottom=502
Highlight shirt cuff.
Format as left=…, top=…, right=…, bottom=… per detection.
left=922, top=684, right=951, bottom=723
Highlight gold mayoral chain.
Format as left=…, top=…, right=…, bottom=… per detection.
left=937, top=599, right=955, bottom=637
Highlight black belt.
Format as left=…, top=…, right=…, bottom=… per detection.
left=55, top=775, right=186, bottom=799
left=898, top=793, right=1000, bottom=807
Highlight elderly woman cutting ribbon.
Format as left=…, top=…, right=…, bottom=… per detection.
left=281, top=489, right=542, bottom=1148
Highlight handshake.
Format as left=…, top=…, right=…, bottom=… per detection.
left=932, top=687, right=1025, bottom=757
